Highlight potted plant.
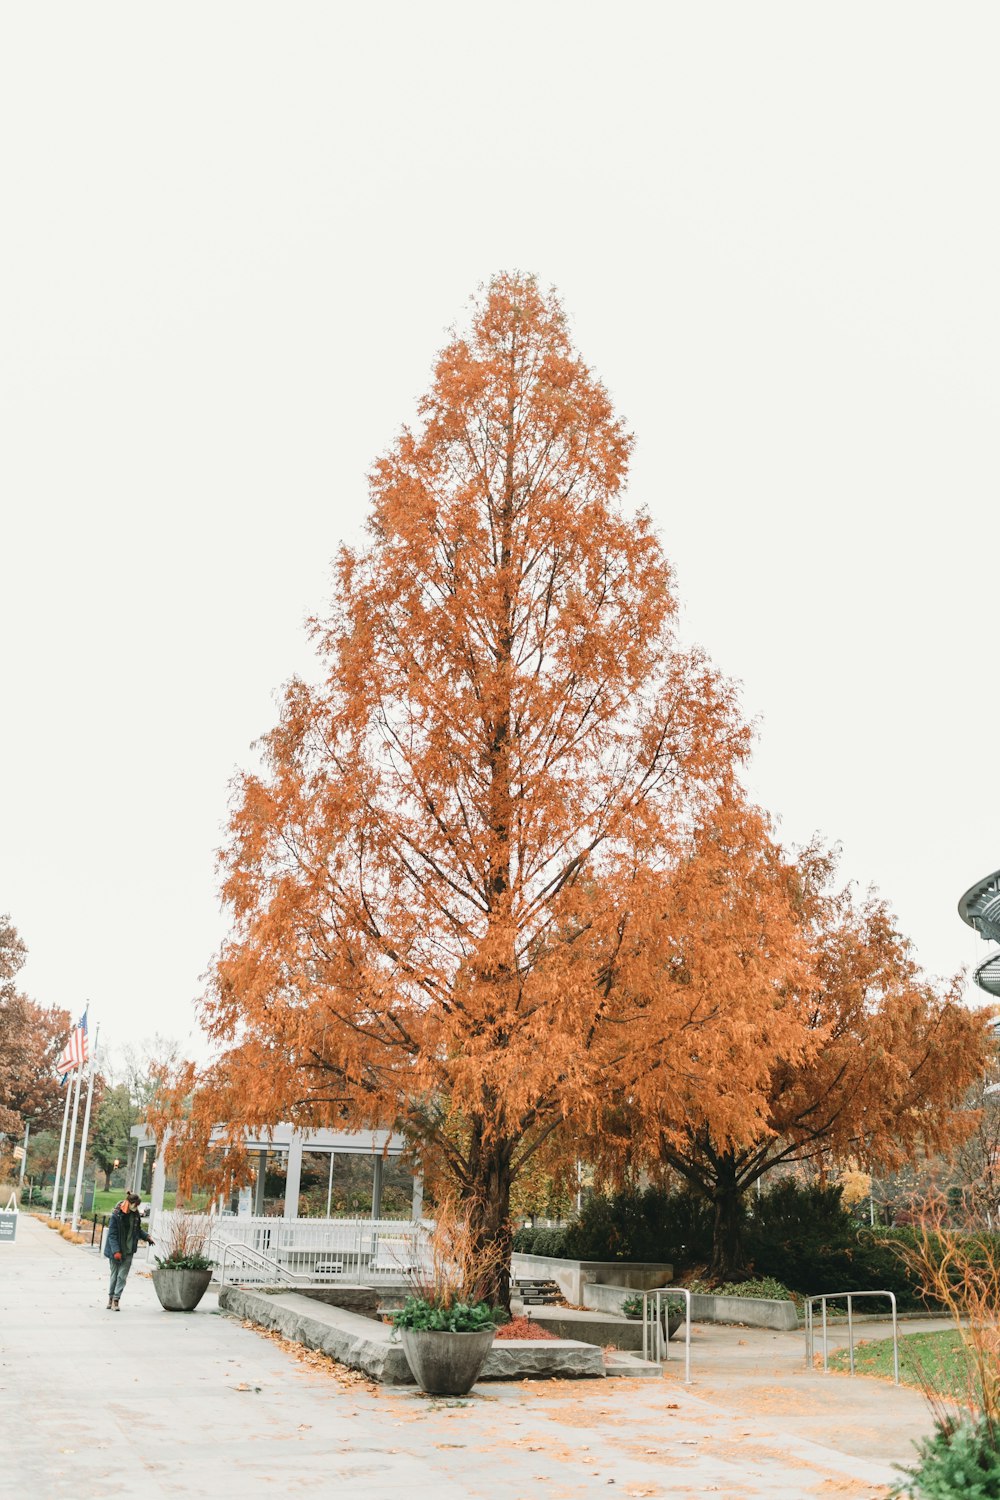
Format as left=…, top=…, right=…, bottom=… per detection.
left=391, top=1210, right=505, bottom=1396
left=621, top=1291, right=685, bottom=1338
left=151, top=1214, right=215, bottom=1312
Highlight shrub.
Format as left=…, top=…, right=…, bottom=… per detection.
left=744, top=1180, right=924, bottom=1306
left=891, top=1415, right=1000, bottom=1499
left=562, top=1187, right=711, bottom=1265
left=709, top=1277, right=794, bottom=1302
left=155, top=1214, right=214, bottom=1272
left=516, top=1189, right=716, bottom=1267
left=512, top=1225, right=570, bottom=1257
left=531, top=1228, right=569, bottom=1258
left=392, top=1297, right=500, bottom=1333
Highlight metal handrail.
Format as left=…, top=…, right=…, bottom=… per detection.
left=641, top=1287, right=692, bottom=1384
left=211, top=1235, right=312, bottom=1288
left=804, top=1290, right=899, bottom=1384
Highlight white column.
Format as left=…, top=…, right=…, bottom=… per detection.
left=371, top=1156, right=384, bottom=1221
left=60, top=1067, right=83, bottom=1219
left=411, top=1172, right=424, bottom=1221
left=71, top=1025, right=100, bottom=1231
left=325, top=1152, right=335, bottom=1218
left=149, top=1134, right=168, bottom=1244
left=283, top=1132, right=303, bottom=1221
left=51, top=1082, right=73, bottom=1216
left=253, top=1150, right=268, bottom=1215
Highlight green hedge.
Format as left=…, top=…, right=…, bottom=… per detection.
left=740, top=1181, right=914, bottom=1305
left=513, top=1181, right=1000, bottom=1308
left=513, top=1181, right=950, bottom=1307
left=515, top=1188, right=713, bottom=1264
left=512, top=1226, right=570, bottom=1257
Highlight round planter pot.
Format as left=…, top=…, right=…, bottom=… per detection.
left=626, top=1309, right=685, bottom=1337
left=151, top=1267, right=213, bottom=1312
left=400, top=1327, right=495, bottom=1396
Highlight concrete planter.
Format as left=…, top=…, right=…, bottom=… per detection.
left=688, top=1292, right=797, bottom=1331
left=151, top=1267, right=213, bottom=1312
left=400, top=1327, right=496, bottom=1395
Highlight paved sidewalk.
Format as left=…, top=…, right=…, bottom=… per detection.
left=0, top=1214, right=938, bottom=1499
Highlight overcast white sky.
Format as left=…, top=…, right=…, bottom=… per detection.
left=2, top=4, right=997, bottom=1060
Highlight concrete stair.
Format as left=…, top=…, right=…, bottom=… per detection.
left=511, top=1276, right=562, bottom=1305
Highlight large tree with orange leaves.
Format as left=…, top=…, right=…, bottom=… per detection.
left=176, top=274, right=819, bottom=1297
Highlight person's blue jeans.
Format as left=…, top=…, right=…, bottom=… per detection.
left=108, top=1253, right=133, bottom=1302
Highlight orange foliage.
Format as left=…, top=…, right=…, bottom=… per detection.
left=165, top=275, right=784, bottom=1282
left=626, top=846, right=992, bottom=1277
left=162, top=274, right=987, bottom=1298
left=0, top=914, right=71, bottom=1133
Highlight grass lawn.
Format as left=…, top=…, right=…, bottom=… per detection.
left=89, top=1190, right=211, bottom=1215
left=830, top=1328, right=976, bottom=1405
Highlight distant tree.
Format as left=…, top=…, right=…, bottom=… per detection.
left=99, top=1034, right=181, bottom=1185
left=948, top=1074, right=1000, bottom=1227
left=0, top=915, right=70, bottom=1134
left=117, top=1035, right=180, bottom=1115
left=90, top=1082, right=133, bottom=1190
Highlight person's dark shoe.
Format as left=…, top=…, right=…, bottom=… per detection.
left=106, top=1298, right=113, bottom=1309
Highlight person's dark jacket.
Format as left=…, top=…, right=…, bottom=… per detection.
left=103, top=1203, right=152, bottom=1261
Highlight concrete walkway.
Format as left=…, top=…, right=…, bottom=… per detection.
left=0, top=1214, right=940, bottom=1499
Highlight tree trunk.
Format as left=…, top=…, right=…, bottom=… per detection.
left=708, top=1157, right=747, bottom=1282
left=464, top=1134, right=515, bottom=1311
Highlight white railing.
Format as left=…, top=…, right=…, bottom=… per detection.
left=641, top=1287, right=693, bottom=1384
left=211, top=1238, right=312, bottom=1288
left=804, top=1290, right=899, bottom=1384
left=169, top=1214, right=433, bottom=1286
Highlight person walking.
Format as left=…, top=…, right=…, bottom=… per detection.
left=103, top=1191, right=154, bottom=1309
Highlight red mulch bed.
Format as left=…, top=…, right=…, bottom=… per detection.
left=494, top=1317, right=558, bottom=1341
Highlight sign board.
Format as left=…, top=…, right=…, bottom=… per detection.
left=0, top=1213, right=17, bottom=1243
left=12, top=1146, right=24, bottom=1161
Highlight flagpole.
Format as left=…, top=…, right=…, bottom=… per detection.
left=60, top=1065, right=84, bottom=1220
left=70, top=1023, right=99, bottom=1233
left=51, top=1074, right=74, bottom=1216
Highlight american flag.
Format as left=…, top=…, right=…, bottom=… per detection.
left=56, top=1012, right=88, bottom=1078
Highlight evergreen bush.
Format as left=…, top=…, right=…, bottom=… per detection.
left=561, top=1186, right=711, bottom=1264
left=892, top=1416, right=1000, bottom=1499
left=744, top=1180, right=923, bottom=1305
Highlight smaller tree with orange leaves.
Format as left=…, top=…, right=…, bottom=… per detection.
left=620, top=849, right=991, bottom=1279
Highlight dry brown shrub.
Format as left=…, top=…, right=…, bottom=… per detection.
left=159, top=1213, right=211, bottom=1262
left=405, top=1199, right=507, bottom=1309
left=896, top=1196, right=1000, bottom=1428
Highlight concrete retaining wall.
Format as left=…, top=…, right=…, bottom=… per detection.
left=688, top=1293, right=798, bottom=1330
left=513, top=1253, right=673, bottom=1304
left=526, top=1307, right=645, bottom=1351
left=583, top=1283, right=636, bottom=1315
left=579, top=1282, right=797, bottom=1331
left=220, top=1286, right=605, bottom=1382
left=297, top=1286, right=380, bottom=1315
